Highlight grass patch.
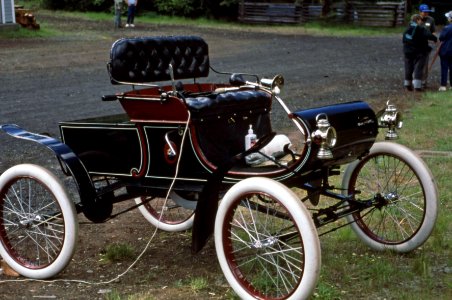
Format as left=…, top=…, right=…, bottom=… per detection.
left=172, top=276, right=209, bottom=293
left=300, top=21, right=401, bottom=37
left=105, top=290, right=157, bottom=300
left=0, top=24, right=60, bottom=39
left=399, top=91, right=452, bottom=151
left=100, top=243, right=135, bottom=263
left=189, top=277, right=209, bottom=293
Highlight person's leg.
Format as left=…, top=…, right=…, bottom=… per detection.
left=439, top=56, right=448, bottom=87
left=127, top=5, right=132, bottom=24
left=114, top=8, right=121, bottom=28
left=130, top=5, right=136, bottom=25
left=414, top=54, right=427, bottom=90
left=448, top=56, right=452, bottom=88
left=422, top=50, right=431, bottom=87
left=404, top=55, right=415, bottom=90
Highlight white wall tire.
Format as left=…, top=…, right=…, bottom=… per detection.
left=0, top=164, right=78, bottom=279
left=342, top=142, right=438, bottom=253
left=134, top=191, right=195, bottom=232
left=215, top=177, right=320, bottom=300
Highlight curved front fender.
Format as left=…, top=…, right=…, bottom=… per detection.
left=1, top=124, right=97, bottom=211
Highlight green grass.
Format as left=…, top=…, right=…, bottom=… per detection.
left=88, top=11, right=402, bottom=37
left=100, top=243, right=135, bottom=263
left=105, top=290, right=157, bottom=300
left=0, top=24, right=59, bottom=38
left=188, top=277, right=209, bottom=293
left=399, top=91, right=452, bottom=151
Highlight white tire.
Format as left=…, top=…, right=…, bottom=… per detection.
left=134, top=191, right=195, bottom=232
left=342, top=142, right=438, bottom=253
left=0, top=164, right=78, bottom=279
left=215, top=177, right=320, bottom=300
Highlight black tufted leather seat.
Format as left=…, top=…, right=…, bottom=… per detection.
left=108, top=36, right=210, bottom=84
left=185, top=90, right=272, bottom=120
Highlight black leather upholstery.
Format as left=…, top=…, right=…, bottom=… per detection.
left=185, top=90, right=272, bottom=119
left=108, top=36, right=209, bottom=84
left=186, top=90, right=273, bottom=166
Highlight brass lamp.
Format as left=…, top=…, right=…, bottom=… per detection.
left=377, top=101, right=403, bottom=140
left=311, top=113, right=337, bottom=159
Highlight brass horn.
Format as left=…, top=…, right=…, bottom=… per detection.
left=260, top=74, right=284, bottom=94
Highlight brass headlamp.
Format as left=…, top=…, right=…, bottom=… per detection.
left=311, top=113, right=337, bottom=159
left=377, top=101, right=403, bottom=140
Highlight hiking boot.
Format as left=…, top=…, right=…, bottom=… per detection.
left=405, top=85, right=413, bottom=91
left=415, top=88, right=423, bottom=92
left=438, top=86, right=447, bottom=91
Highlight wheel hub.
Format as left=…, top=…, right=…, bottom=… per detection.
left=374, top=192, right=398, bottom=209
left=19, top=214, right=42, bottom=227
left=385, top=192, right=399, bottom=203
left=251, top=236, right=278, bottom=249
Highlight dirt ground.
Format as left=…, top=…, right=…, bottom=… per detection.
left=0, top=12, right=442, bottom=299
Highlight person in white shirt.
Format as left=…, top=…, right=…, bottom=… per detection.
left=125, top=0, right=137, bottom=28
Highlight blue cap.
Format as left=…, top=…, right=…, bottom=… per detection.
left=419, top=4, right=432, bottom=12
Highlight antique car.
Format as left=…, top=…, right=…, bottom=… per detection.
left=0, top=36, right=438, bottom=300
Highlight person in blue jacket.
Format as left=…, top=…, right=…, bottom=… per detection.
left=438, top=11, right=452, bottom=91
left=403, top=14, right=438, bottom=91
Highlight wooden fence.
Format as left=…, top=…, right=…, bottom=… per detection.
left=238, top=2, right=302, bottom=24
left=238, top=1, right=406, bottom=27
left=335, top=1, right=406, bottom=27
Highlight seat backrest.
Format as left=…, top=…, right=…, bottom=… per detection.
left=108, top=36, right=210, bottom=84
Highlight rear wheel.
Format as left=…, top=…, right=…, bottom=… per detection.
left=0, top=164, right=78, bottom=279
left=215, top=177, right=320, bottom=300
left=342, top=142, right=438, bottom=253
left=134, top=191, right=196, bottom=232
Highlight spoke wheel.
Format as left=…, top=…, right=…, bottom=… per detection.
left=0, top=164, right=78, bottom=279
left=215, top=177, right=320, bottom=300
left=342, top=142, right=438, bottom=253
left=134, top=191, right=196, bottom=232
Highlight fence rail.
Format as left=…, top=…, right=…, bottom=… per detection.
left=335, top=1, right=406, bottom=27
left=238, top=1, right=406, bottom=27
left=238, top=2, right=302, bottom=24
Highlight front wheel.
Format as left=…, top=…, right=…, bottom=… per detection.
left=342, top=142, right=438, bottom=253
left=0, top=164, right=78, bottom=279
left=215, top=177, right=320, bottom=300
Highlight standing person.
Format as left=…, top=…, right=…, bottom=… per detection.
left=125, top=0, right=137, bottom=28
left=419, top=4, right=436, bottom=88
left=114, top=0, right=123, bottom=29
left=438, top=11, right=452, bottom=91
left=403, top=14, right=438, bottom=91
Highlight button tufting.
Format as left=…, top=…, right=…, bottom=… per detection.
left=109, top=36, right=210, bottom=84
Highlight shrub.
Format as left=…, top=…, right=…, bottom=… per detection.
left=41, top=0, right=111, bottom=12
left=153, top=0, right=202, bottom=17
